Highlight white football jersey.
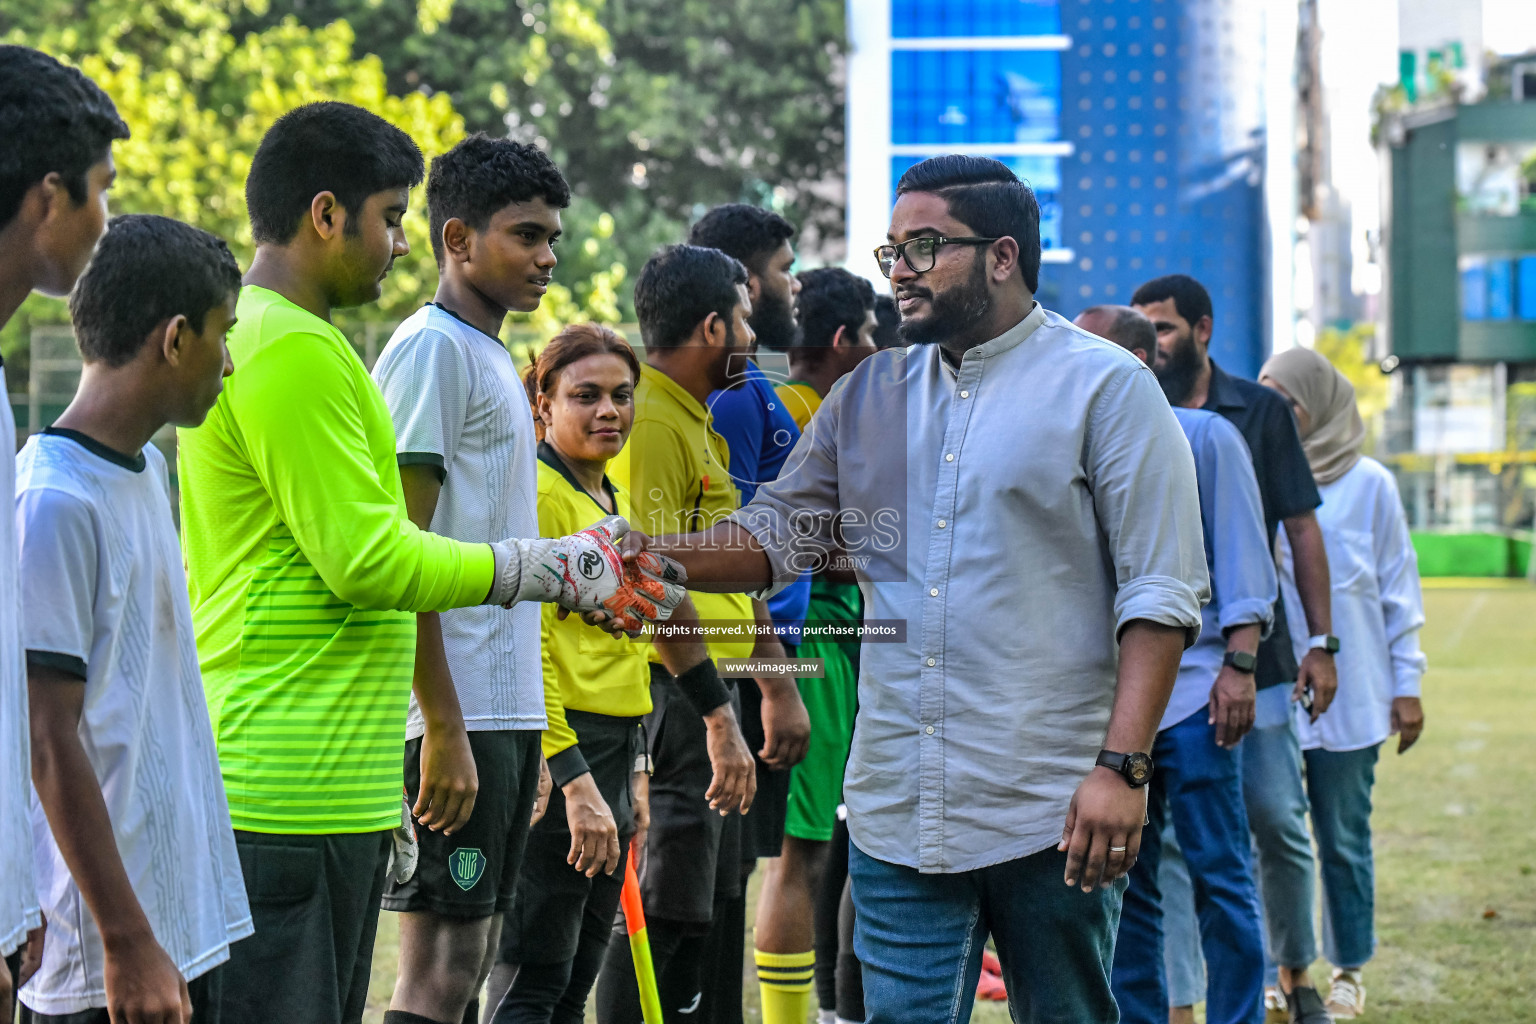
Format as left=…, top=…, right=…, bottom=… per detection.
left=16, top=430, right=252, bottom=1014
left=373, top=303, right=545, bottom=738
left=0, top=374, right=40, bottom=958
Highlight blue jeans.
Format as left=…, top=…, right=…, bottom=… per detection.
left=1304, top=744, right=1380, bottom=970
left=849, top=841, right=1125, bottom=1023
left=1159, top=831, right=1206, bottom=1007
left=1112, top=709, right=1265, bottom=1024
left=1241, top=685, right=1318, bottom=979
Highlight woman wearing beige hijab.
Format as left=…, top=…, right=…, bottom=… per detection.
left=1258, top=347, right=1428, bottom=1020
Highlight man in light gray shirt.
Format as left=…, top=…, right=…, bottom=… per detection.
left=622, top=155, right=1209, bottom=1023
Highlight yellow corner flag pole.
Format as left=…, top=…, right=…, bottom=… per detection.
left=620, top=853, right=665, bottom=1024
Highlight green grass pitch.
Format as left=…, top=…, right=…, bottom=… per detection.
left=364, top=585, right=1536, bottom=1023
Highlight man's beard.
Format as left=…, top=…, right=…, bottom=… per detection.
left=896, top=257, right=992, bottom=348
left=715, top=319, right=749, bottom=390
left=1153, top=328, right=1204, bottom=405
left=751, top=286, right=802, bottom=351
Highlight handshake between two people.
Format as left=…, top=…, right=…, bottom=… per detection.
left=486, top=514, right=687, bottom=635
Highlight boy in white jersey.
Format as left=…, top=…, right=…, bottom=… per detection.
left=0, top=45, right=130, bottom=1019
left=369, top=134, right=575, bottom=1024
left=16, top=215, right=249, bottom=1024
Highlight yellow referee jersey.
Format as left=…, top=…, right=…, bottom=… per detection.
left=535, top=445, right=652, bottom=762
left=774, top=381, right=822, bottom=433
left=609, top=364, right=755, bottom=665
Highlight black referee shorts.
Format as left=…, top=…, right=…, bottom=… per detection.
left=499, top=710, right=642, bottom=966
left=639, top=664, right=742, bottom=930
left=733, top=676, right=791, bottom=861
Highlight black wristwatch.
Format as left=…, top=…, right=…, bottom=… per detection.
left=1222, top=650, right=1257, bottom=674
left=1095, top=749, right=1154, bottom=788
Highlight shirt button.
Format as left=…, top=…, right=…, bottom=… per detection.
left=960, top=390, right=970, bottom=398
left=925, top=657, right=936, bottom=667
left=937, top=519, right=946, bottom=528
left=929, top=588, right=939, bottom=597
left=925, top=725, right=935, bottom=736
left=945, top=453, right=955, bottom=462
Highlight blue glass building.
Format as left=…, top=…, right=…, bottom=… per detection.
left=847, top=0, right=1274, bottom=376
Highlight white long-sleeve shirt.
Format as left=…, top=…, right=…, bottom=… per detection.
left=1277, top=456, right=1427, bottom=752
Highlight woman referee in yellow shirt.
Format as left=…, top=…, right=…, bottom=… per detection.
left=489, top=323, right=653, bottom=1022
left=488, top=323, right=756, bottom=1024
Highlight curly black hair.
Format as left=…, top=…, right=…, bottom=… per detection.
left=427, top=133, right=571, bottom=268
left=69, top=214, right=242, bottom=367
left=246, top=102, right=424, bottom=245
left=896, top=155, right=1041, bottom=294
left=0, top=45, right=129, bottom=229
left=873, top=294, right=902, bottom=349
left=634, top=245, right=749, bottom=350
left=796, top=267, right=875, bottom=349
left=687, top=203, right=796, bottom=274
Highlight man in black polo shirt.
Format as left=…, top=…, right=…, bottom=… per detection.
left=1134, top=275, right=1339, bottom=1024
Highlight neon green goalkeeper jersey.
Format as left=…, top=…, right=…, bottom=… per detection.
left=178, top=285, right=494, bottom=834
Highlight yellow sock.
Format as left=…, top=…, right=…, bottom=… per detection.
left=755, top=948, right=816, bottom=1024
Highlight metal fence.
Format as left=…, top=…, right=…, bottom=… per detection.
left=8, top=321, right=641, bottom=532
left=10, top=320, right=643, bottom=443
left=1375, top=368, right=1536, bottom=537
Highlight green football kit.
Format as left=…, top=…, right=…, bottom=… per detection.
left=178, top=285, right=494, bottom=835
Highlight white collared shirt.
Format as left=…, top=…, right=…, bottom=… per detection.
left=1277, top=457, right=1427, bottom=751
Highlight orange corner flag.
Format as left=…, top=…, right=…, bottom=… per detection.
left=620, top=855, right=665, bottom=1024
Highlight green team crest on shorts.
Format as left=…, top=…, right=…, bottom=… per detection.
left=449, top=848, right=485, bottom=890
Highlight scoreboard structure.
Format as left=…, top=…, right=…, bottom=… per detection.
left=847, top=0, right=1288, bottom=377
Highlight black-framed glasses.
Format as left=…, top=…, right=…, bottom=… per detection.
left=873, top=236, right=1000, bottom=278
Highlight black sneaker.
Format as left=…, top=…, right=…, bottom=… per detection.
left=1287, top=985, right=1335, bottom=1024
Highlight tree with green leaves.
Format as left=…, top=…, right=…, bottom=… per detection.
left=240, top=0, right=849, bottom=298
left=1, top=0, right=637, bottom=384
